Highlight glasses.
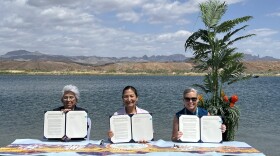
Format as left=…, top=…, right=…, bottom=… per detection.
left=63, top=96, right=76, bottom=101
left=184, top=97, right=197, bottom=102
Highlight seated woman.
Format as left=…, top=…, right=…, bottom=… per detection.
left=108, top=86, right=149, bottom=143
left=171, top=87, right=226, bottom=142
left=52, top=84, right=91, bottom=141
left=53, top=84, right=87, bottom=112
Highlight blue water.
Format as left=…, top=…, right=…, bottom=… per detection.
left=0, top=75, right=279, bottom=155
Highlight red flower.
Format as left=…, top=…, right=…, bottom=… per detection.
left=230, top=102, right=235, bottom=108
left=223, top=95, right=229, bottom=102
left=230, top=95, right=238, bottom=103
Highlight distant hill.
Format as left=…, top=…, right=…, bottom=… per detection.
left=1, top=50, right=280, bottom=75
left=1, top=50, right=279, bottom=66
left=2, top=50, right=44, bottom=56
left=0, top=50, right=191, bottom=65
left=243, top=54, right=279, bottom=61
left=1, top=50, right=74, bottom=62
left=1, top=60, right=280, bottom=75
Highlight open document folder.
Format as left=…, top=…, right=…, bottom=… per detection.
left=179, top=115, right=223, bottom=143
left=110, top=113, right=153, bottom=143
left=44, top=111, right=88, bottom=139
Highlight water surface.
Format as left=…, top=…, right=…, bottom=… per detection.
left=0, top=75, right=279, bottom=155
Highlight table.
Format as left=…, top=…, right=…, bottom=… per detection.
left=0, top=139, right=265, bottom=155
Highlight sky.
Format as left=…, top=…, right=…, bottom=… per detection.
left=0, top=0, right=279, bottom=58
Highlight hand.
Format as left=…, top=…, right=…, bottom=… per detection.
left=221, top=124, right=226, bottom=133
left=108, top=130, right=114, bottom=138
left=61, top=135, right=71, bottom=141
left=172, top=131, right=183, bottom=141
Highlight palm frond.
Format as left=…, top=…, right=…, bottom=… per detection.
left=222, top=25, right=248, bottom=43
left=200, top=0, right=227, bottom=28
left=227, top=34, right=256, bottom=46
left=216, top=16, right=253, bottom=33
left=185, top=29, right=207, bottom=51
left=230, top=16, right=253, bottom=26
left=193, top=84, right=210, bottom=93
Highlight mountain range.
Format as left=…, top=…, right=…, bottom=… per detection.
left=1, top=50, right=279, bottom=65
left=1, top=50, right=189, bottom=65
left=1, top=50, right=279, bottom=75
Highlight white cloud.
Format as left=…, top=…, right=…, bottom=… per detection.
left=40, top=6, right=94, bottom=25
left=268, top=12, right=280, bottom=17
left=237, top=36, right=280, bottom=58
left=116, top=11, right=141, bottom=23
left=142, top=1, right=199, bottom=24
left=224, top=0, right=246, bottom=4
left=82, top=0, right=147, bottom=13
left=157, top=30, right=192, bottom=42
left=27, top=0, right=81, bottom=8
left=3, top=14, right=25, bottom=26
left=248, top=28, right=278, bottom=37
left=0, top=0, right=279, bottom=58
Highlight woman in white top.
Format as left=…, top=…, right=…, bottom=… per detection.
left=108, top=86, right=149, bottom=142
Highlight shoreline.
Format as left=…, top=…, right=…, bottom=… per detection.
left=0, top=70, right=279, bottom=76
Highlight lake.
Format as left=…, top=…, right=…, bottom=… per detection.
left=0, top=75, right=279, bottom=155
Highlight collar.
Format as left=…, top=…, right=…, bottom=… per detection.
left=184, top=107, right=198, bottom=116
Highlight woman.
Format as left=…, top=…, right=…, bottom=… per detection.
left=108, top=86, right=149, bottom=142
left=53, top=84, right=90, bottom=141
left=113, top=86, right=148, bottom=115
left=171, top=88, right=226, bottom=142
left=53, top=84, right=87, bottom=112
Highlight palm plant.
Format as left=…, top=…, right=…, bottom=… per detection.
left=185, top=0, right=255, bottom=141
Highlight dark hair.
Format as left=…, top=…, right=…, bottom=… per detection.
left=122, top=86, right=138, bottom=98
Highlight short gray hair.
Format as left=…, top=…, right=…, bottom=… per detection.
left=62, top=84, right=80, bottom=100
left=183, top=88, right=198, bottom=97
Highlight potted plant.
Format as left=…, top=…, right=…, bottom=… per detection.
left=185, top=0, right=255, bottom=141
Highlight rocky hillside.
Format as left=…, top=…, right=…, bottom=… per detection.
left=1, top=60, right=280, bottom=75
left=243, top=61, right=280, bottom=74
left=1, top=50, right=279, bottom=75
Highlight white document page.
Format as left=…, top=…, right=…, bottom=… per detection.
left=66, top=111, right=88, bottom=138
left=179, top=115, right=200, bottom=142
left=131, top=114, right=153, bottom=142
left=200, top=116, right=222, bottom=143
left=110, top=115, right=132, bottom=143
left=44, top=111, right=65, bottom=139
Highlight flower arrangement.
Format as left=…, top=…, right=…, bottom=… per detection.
left=198, top=91, right=240, bottom=141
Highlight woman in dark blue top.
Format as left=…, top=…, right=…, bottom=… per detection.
left=171, top=88, right=226, bottom=142
left=52, top=84, right=90, bottom=141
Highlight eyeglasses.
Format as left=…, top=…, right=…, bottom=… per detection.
left=184, top=97, right=197, bottom=102
left=63, top=96, right=76, bottom=101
